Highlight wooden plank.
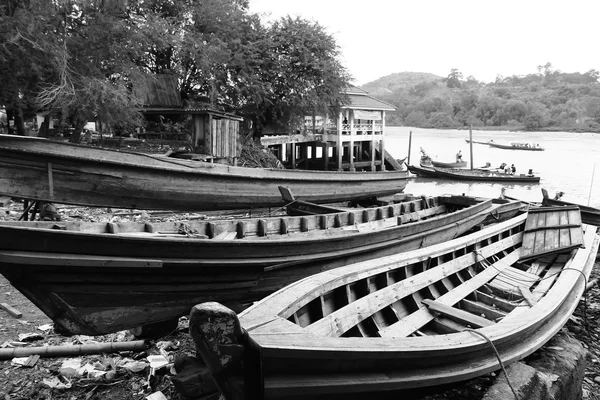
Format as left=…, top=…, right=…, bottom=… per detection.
left=422, top=299, right=493, bottom=327
left=0, top=250, right=163, bottom=268
left=0, top=303, right=22, bottom=318
left=213, top=231, right=238, bottom=240
left=519, top=286, right=536, bottom=306
left=380, top=248, right=520, bottom=338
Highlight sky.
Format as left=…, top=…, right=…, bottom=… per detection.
left=249, top=0, right=600, bottom=85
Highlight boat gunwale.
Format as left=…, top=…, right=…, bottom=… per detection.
left=0, top=197, right=493, bottom=247
left=241, top=215, right=598, bottom=355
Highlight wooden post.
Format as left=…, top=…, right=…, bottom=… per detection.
left=380, top=111, right=386, bottom=171
left=407, top=130, right=412, bottom=165
left=337, top=112, right=343, bottom=171
left=469, top=125, right=474, bottom=170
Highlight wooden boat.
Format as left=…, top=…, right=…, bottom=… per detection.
left=465, top=138, right=489, bottom=145
left=0, top=134, right=408, bottom=211
left=418, top=150, right=466, bottom=169
left=541, top=188, right=600, bottom=226
left=431, top=159, right=467, bottom=168
left=191, top=209, right=599, bottom=399
left=487, top=141, right=544, bottom=151
left=0, top=194, right=519, bottom=336
left=407, top=164, right=540, bottom=183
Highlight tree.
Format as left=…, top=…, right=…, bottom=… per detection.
left=443, top=68, right=463, bottom=88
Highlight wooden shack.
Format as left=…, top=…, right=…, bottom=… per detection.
left=140, top=75, right=243, bottom=162
left=261, top=86, right=399, bottom=171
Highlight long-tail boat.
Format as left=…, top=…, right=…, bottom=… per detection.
left=0, top=134, right=408, bottom=211
left=0, top=194, right=521, bottom=336
left=407, top=164, right=540, bottom=183
left=191, top=208, right=599, bottom=399
left=487, top=141, right=544, bottom=151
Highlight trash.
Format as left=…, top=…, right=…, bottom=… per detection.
left=11, top=354, right=40, bottom=367
left=43, top=376, right=72, bottom=389
left=121, top=360, right=149, bottom=373
left=147, top=354, right=170, bottom=375
left=37, top=323, right=53, bottom=332
left=146, top=391, right=168, bottom=400
left=0, top=302, right=22, bottom=318
left=18, top=332, right=44, bottom=342
left=59, top=358, right=83, bottom=378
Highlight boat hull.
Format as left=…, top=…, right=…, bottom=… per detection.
left=541, top=195, right=600, bottom=226
left=0, top=196, right=510, bottom=335
left=0, top=135, right=408, bottom=211
left=190, top=211, right=599, bottom=399
left=408, top=164, right=540, bottom=183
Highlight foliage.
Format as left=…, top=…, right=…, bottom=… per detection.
left=364, top=66, right=600, bottom=132
left=0, top=0, right=350, bottom=137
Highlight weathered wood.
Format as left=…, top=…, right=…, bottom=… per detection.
left=187, top=215, right=600, bottom=398
left=0, top=134, right=409, bottom=211
left=0, top=303, right=22, bottom=318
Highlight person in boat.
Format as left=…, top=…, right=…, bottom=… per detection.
left=527, top=168, right=534, bottom=176
left=456, top=150, right=463, bottom=162
left=499, top=162, right=507, bottom=171
left=511, top=164, right=516, bottom=175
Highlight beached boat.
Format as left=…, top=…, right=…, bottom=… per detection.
left=0, top=194, right=519, bottom=336
left=541, top=188, right=600, bottom=226
left=407, top=164, right=540, bottom=183
left=191, top=208, right=599, bottom=399
left=487, top=141, right=544, bottom=151
left=0, top=134, right=408, bottom=211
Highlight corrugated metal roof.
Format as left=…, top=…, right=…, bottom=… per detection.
left=143, top=75, right=182, bottom=108
left=346, top=94, right=396, bottom=111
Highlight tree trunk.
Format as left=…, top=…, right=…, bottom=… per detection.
left=69, top=118, right=86, bottom=143
left=38, top=116, right=50, bottom=138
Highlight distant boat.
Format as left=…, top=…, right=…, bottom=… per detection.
left=191, top=210, right=599, bottom=399
left=487, top=141, right=544, bottom=151
left=431, top=159, right=467, bottom=168
left=408, top=164, right=540, bottom=183
left=419, top=151, right=467, bottom=169
left=0, top=134, right=408, bottom=211
left=465, top=138, right=489, bottom=145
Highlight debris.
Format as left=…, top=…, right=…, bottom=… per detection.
left=147, top=354, right=170, bottom=374
left=59, top=358, right=83, bottom=378
left=11, top=354, right=40, bottom=367
left=37, top=323, right=53, bottom=332
left=43, top=376, right=72, bottom=390
left=0, top=302, right=22, bottom=318
left=17, top=332, right=44, bottom=342
left=146, top=391, right=168, bottom=400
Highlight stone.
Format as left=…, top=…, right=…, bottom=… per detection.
left=483, top=331, right=587, bottom=400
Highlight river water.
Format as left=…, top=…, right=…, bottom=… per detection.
left=385, top=126, right=600, bottom=206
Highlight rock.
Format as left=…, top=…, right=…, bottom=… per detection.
left=170, top=354, right=219, bottom=400
left=483, top=331, right=587, bottom=400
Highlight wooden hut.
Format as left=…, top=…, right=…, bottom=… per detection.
left=140, top=75, right=243, bottom=163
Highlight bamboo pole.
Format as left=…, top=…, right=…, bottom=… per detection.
left=0, top=340, right=148, bottom=360
left=469, top=125, right=474, bottom=170
left=407, top=130, right=412, bottom=165
left=588, top=162, right=596, bottom=206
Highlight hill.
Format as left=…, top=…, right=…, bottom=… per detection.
left=358, top=68, right=600, bottom=133
left=361, top=72, right=442, bottom=98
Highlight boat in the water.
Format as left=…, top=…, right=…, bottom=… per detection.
left=407, top=164, right=540, bottom=183
left=191, top=208, right=599, bottom=399
left=431, top=159, right=467, bottom=168
left=465, top=138, right=489, bottom=145
left=541, top=188, right=600, bottom=226
left=487, top=141, right=544, bottom=151
left=0, top=194, right=521, bottom=335
left=418, top=148, right=467, bottom=169
left=0, top=134, right=408, bottom=211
